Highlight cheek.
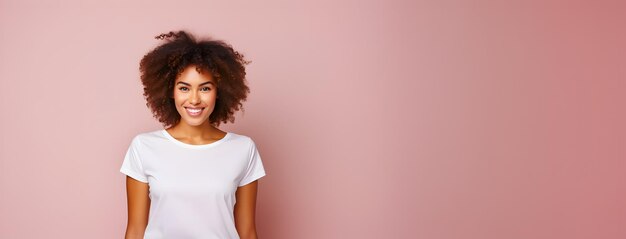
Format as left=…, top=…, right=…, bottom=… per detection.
left=172, top=95, right=184, bottom=105
left=202, top=93, right=217, bottom=102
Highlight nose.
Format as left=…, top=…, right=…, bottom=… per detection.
left=189, top=90, right=200, bottom=104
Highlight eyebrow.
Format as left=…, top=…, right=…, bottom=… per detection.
left=176, top=81, right=214, bottom=86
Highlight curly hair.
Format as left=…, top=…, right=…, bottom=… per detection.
left=139, top=30, right=251, bottom=128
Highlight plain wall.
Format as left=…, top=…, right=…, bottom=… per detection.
left=0, top=0, right=624, bottom=238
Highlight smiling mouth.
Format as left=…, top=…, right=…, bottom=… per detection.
left=185, top=107, right=205, bottom=116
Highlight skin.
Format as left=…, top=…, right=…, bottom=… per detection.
left=124, top=65, right=260, bottom=239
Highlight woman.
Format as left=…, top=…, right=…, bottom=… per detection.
left=120, top=31, right=266, bottom=239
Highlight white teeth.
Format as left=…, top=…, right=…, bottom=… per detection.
left=186, top=108, right=203, bottom=113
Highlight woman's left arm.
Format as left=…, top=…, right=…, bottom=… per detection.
left=234, top=180, right=260, bottom=239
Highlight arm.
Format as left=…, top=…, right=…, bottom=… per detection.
left=124, top=176, right=150, bottom=239
left=234, top=180, right=260, bottom=239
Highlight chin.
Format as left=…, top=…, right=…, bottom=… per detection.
left=182, top=118, right=209, bottom=126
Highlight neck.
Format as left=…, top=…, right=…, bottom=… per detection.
left=168, top=121, right=222, bottom=138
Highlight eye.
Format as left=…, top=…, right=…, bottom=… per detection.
left=178, top=87, right=189, bottom=91
left=201, top=87, right=211, bottom=91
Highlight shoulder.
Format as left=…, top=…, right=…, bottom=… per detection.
left=226, top=132, right=258, bottom=149
left=129, top=129, right=167, bottom=146
left=227, top=132, right=254, bottom=144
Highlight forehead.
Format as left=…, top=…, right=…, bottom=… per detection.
left=175, top=65, right=215, bottom=83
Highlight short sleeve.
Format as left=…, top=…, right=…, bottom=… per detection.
left=238, top=139, right=266, bottom=187
left=119, top=137, right=148, bottom=183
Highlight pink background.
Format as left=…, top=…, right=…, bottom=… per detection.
left=1, top=0, right=625, bottom=238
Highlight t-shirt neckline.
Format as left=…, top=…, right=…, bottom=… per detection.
left=161, top=129, right=231, bottom=149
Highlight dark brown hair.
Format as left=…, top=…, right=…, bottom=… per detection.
left=139, top=30, right=251, bottom=127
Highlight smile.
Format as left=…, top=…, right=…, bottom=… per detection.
left=185, top=107, right=205, bottom=117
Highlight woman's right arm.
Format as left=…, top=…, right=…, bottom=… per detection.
left=124, top=176, right=150, bottom=239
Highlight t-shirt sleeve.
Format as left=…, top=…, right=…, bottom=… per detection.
left=238, top=139, right=266, bottom=187
left=119, top=137, right=149, bottom=183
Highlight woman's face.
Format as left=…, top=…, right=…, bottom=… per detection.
left=172, top=65, right=217, bottom=127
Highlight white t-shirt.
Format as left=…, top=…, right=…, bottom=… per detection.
left=120, top=129, right=266, bottom=239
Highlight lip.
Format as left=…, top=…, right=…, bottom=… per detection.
left=184, top=107, right=205, bottom=117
